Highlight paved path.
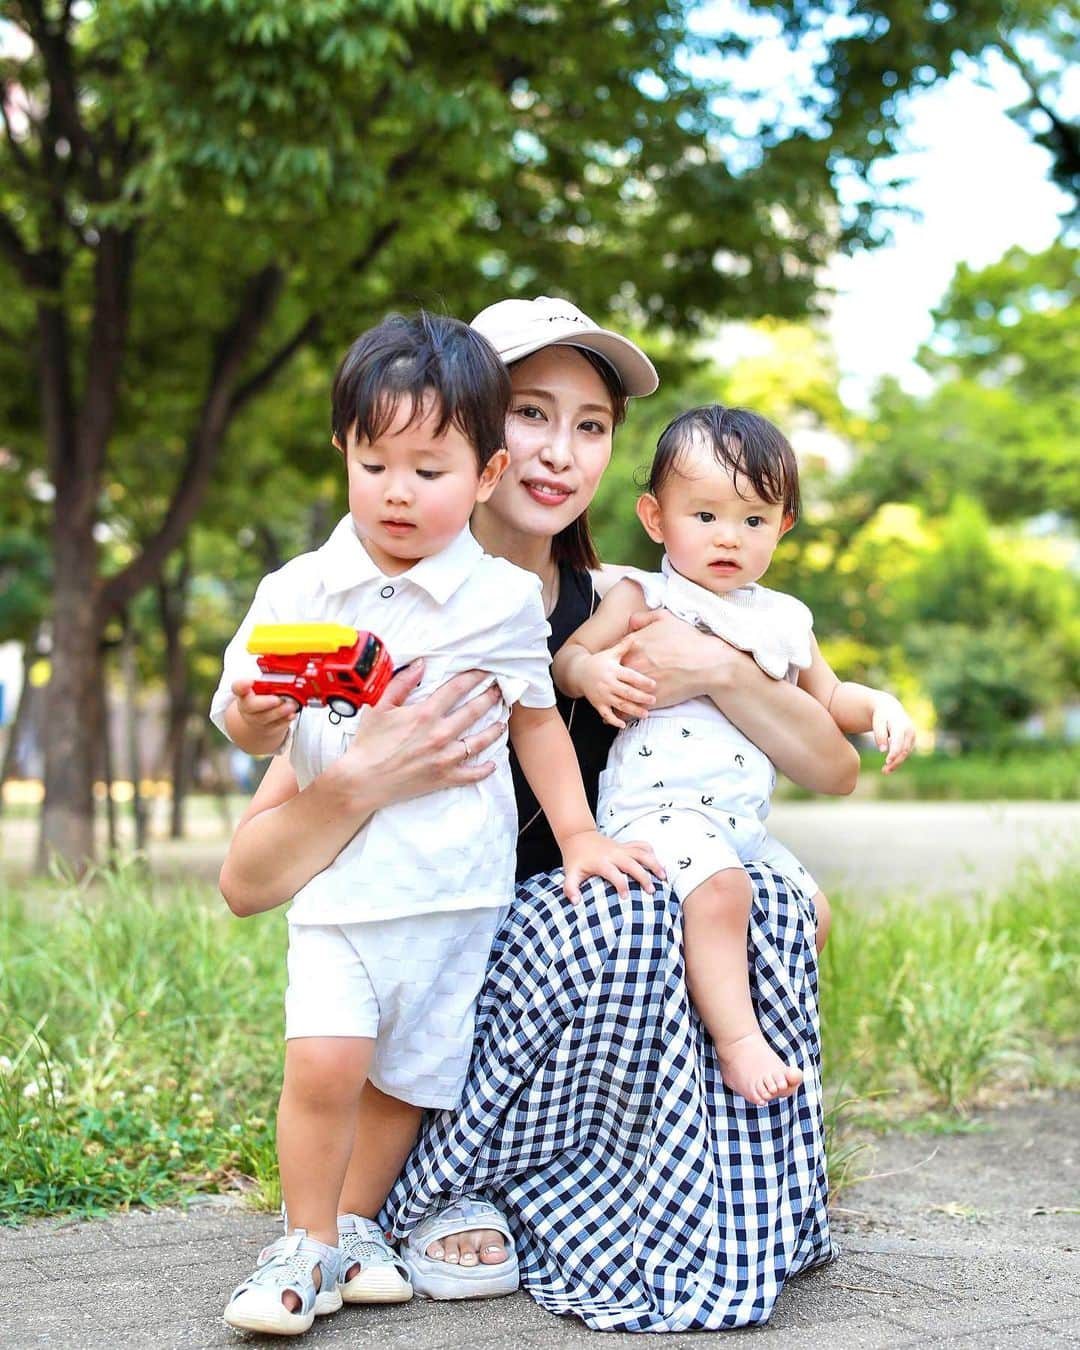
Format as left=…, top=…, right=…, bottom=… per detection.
left=2, top=1093, right=1077, bottom=1348
left=4, top=801, right=1078, bottom=901
left=768, top=800, right=1079, bottom=902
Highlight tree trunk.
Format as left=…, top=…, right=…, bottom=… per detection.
left=170, top=719, right=194, bottom=841
left=97, top=661, right=117, bottom=855
left=156, top=556, right=192, bottom=841
left=37, top=553, right=103, bottom=873
left=120, top=608, right=147, bottom=854
left=36, top=261, right=104, bottom=872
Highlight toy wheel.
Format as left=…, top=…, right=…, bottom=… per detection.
left=327, top=696, right=359, bottom=717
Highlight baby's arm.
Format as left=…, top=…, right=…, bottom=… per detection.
left=509, top=703, right=663, bottom=901
left=798, top=636, right=916, bottom=774
left=553, top=579, right=657, bottom=728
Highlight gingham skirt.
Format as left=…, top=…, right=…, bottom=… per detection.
left=381, top=866, right=833, bottom=1332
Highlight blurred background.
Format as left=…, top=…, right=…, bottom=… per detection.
left=0, top=0, right=1076, bottom=873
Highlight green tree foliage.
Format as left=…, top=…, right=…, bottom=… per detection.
left=849, top=242, right=1080, bottom=523
left=912, top=622, right=1047, bottom=750
left=748, top=0, right=1078, bottom=222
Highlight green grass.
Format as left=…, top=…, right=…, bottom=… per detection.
left=870, top=743, right=1080, bottom=802
left=820, top=858, right=1080, bottom=1114
left=0, top=860, right=284, bottom=1222
left=777, top=743, right=1080, bottom=802
left=1, top=856, right=1077, bottom=1221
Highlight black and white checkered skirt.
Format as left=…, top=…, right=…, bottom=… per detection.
left=381, top=866, right=833, bottom=1332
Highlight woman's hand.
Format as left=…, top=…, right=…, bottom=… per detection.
left=559, top=830, right=664, bottom=903
left=618, top=608, right=859, bottom=795
left=220, top=661, right=507, bottom=917
left=331, top=660, right=506, bottom=811
left=619, top=608, right=741, bottom=708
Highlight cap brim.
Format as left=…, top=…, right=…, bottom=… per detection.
left=498, top=327, right=659, bottom=398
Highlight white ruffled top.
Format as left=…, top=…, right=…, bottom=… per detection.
left=636, top=555, right=814, bottom=682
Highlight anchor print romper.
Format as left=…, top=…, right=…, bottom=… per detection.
left=596, top=557, right=819, bottom=903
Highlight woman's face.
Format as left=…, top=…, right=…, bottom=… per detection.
left=480, top=345, right=616, bottom=541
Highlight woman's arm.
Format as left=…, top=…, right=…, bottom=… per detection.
left=620, top=609, right=860, bottom=795
left=219, top=662, right=506, bottom=916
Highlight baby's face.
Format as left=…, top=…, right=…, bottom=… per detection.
left=639, top=441, right=791, bottom=594
left=342, top=393, right=508, bottom=575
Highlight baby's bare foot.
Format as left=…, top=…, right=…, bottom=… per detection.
left=716, top=1032, right=803, bottom=1106
left=426, top=1227, right=508, bottom=1267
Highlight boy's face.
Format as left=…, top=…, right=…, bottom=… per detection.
left=341, top=395, right=508, bottom=575
left=636, top=438, right=792, bottom=594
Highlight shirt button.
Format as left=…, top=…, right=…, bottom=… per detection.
left=380, top=585, right=394, bottom=598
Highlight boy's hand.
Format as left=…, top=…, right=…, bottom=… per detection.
left=559, top=829, right=664, bottom=903
left=230, top=677, right=297, bottom=749
left=873, top=696, right=916, bottom=774
left=580, top=642, right=656, bottom=729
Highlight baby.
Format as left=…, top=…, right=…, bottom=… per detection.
left=211, top=311, right=656, bottom=1335
left=555, top=405, right=914, bottom=1106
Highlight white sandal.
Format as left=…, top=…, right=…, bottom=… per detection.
left=337, top=1213, right=413, bottom=1304
left=401, top=1197, right=519, bottom=1300
left=223, top=1230, right=341, bottom=1336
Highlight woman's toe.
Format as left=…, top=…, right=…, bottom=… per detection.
left=478, top=1229, right=508, bottom=1265
left=425, top=1242, right=445, bottom=1260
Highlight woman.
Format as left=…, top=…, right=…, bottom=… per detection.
left=220, top=297, right=857, bottom=1331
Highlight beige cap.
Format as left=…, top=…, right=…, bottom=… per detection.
left=471, top=295, right=659, bottom=397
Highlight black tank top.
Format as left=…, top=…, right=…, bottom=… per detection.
left=511, top=564, right=618, bottom=883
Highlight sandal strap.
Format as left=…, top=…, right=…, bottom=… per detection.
left=228, top=1231, right=341, bottom=1317
left=338, top=1213, right=410, bottom=1280
left=405, top=1198, right=513, bottom=1255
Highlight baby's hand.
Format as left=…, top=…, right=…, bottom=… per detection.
left=229, top=677, right=297, bottom=752
left=581, top=643, right=656, bottom=729
left=873, top=696, right=916, bottom=774
left=559, top=829, right=665, bottom=903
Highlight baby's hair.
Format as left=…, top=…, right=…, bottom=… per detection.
left=332, top=311, right=511, bottom=470
left=647, top=404, right=800, bottom=522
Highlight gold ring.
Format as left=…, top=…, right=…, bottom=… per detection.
left=459, top=737, right=470, bottom=763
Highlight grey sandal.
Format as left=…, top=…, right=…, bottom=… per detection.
left=223, top=1230, right=342, bottom=1336
left=337, top=1213, right=413, bottom=1304
left=402, top=1197, right=519, bottom=1300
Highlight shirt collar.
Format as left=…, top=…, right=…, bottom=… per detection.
left=317, top=516, right=484, bottom=603
left=661, top=553, right=757, bottom=611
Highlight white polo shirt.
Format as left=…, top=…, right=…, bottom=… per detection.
left=211, top=516, right=555, bottom=925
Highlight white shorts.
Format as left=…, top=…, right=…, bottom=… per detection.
left=612, top=808, right=818, bottom=904
left=284, top=906, right=508, bottom=1109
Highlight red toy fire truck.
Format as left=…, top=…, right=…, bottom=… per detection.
left=246, top=623, right=394, bottom=717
